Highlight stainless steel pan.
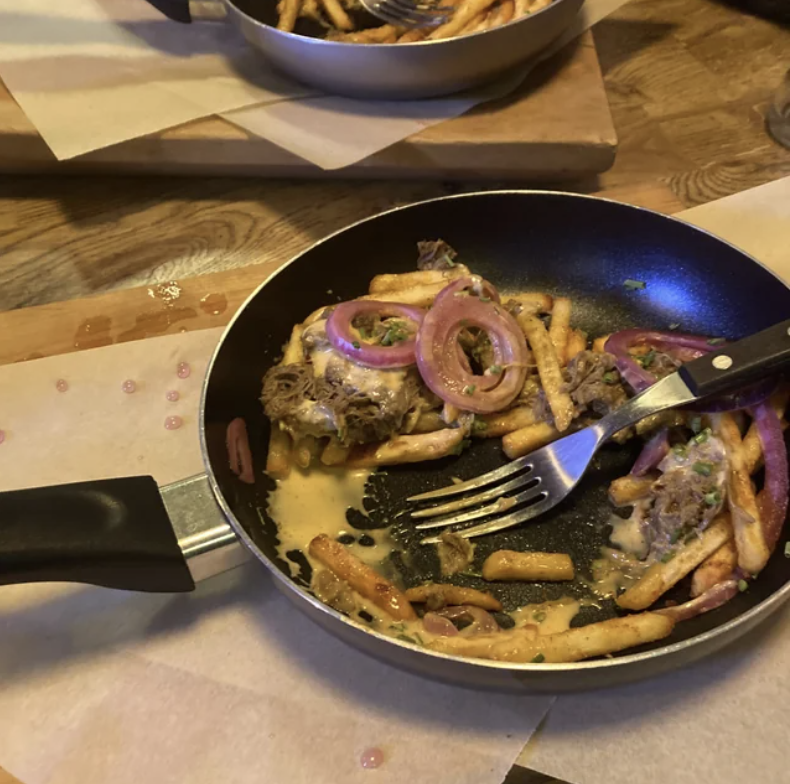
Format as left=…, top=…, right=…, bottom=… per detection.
left=3, top=191, right=789, bottom=693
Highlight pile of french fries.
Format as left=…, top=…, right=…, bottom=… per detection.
left=275, top=0, right=553, bottom=43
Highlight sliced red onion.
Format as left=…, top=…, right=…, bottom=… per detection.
left=226, top=417, right=254, bottom=484
left=437, top=605, right=500, bottom=636
left=752, top=401, right=789, bottom=552
left=422, top=612, right=459, bottom=637
left=416, top=277, right=528, bottom=414
left=631, top=428, right=670, bottom=476
left=605, top=329, right=773, bottom=412
left=432, top=276, right=501, bottom=307
left=656, top=579, right=739, bottom=622
left=326, top=300, right=425, bottom=368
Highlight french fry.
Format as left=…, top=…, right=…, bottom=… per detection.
left=506, top=292, right=553, bottom=315
left=502, top=421, right=558, bottom=459
left=609, top=474, right=656, bottom=506
left=429, top=612, right=675, bottom=663
left=359, top=281, right=447, bottom=308
left=476, top=406, right=537, bottom=438
left=518, top=315, right=574, bottom=432
left=321, top=437, right=350, bottom=466
left=548, top=297, right=572, bottom=365
left=459, top=9, right=489, bottom=32
left=369, top=266, right=470, bottom=294
left=333, top=24, right=400, bottom=42
left=482, top=550, right=574, bottom=582
left=346, top=427, right=466, bottom=467
left=266, top=426, right=292, bottom=480
left=712, top=412, right=769, bottom=574
left=398, top=28, right=428, bottom=42
left=592, top=334, right=611, bottom=354
left=428, top=0, right=498, bottom=39
left=404, top=584, right=502, bottom=611
left=485, top=0, right=514, bottom=27
left=283, top=324, right=305, bottom=364
left=617, top=515, right=733, bottom=611
left=309, top=535, right=416, bottom=620
left=293, top=435, right=321, bottom=469
left=691, top=538, right=738, bottom=597
left=276, top=0, right=301, bottom=32
left=411, top=411, right=445, bottom=433
left=318, top=0, right=354, bottom=30
left=565, top=329, right=587, bottom=363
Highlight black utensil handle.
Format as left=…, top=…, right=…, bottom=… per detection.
left=0, top=477, right=195, bottom=593
left=143, top=0, right=192, bottom=22
left=679, top=319, right=790, bottom=399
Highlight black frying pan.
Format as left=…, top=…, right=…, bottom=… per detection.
left=4, top=192, right=790, bottom=692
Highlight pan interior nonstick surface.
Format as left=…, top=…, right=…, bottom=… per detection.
left=204, top=192, right=790, bottom=659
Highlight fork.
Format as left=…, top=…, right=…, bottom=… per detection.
left=359, top=0, right=453, bottom=28
left=408, top=319, right=790, bottom=544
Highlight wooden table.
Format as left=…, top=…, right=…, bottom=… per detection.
left=0, top=0, right=788, bottom=782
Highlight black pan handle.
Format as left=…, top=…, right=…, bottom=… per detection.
left=679, top=319, right=790, bottom=398
left=143, top=0, right=192, bottom=22
left=0, top=477, right=195, bottom=592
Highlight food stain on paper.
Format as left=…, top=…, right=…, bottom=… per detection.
left=74, top=316, right=113, bottom=350
left=199, top=293, right=228, bottom=316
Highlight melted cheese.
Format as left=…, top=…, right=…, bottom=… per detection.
left=267, top=466, right=394, bottom=576
left=609, top=508, right=649, bottom=558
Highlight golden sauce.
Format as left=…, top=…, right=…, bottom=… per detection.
left=267, top=466, right=395, bottom=576
left=609, top=508, right=649, bottom=559
left=510, top=597, right=580, bottom=635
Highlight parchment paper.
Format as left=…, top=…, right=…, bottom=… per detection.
left=0, top=0, right=627, bottom=165
left=519, top=175, right=790, bottom=784
left=0, top=337, right=554, bottom=784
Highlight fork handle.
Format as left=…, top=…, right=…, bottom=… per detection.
left=679, top=319, right=790, bottom=398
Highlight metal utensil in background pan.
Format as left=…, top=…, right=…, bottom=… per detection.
left=142, top=0, right=584, bottom=99
left=2, top=192, right=789, bottom=693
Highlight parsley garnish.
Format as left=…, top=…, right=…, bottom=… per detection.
left=488, top=364, right=502, bottom=375
left=661, top=551, right=675, bottom=563
left=603, top=371, right=617, bottom=385
left=692, top=461, right=713, bottom=476
left=694, top=427, right=711, bottom=444
left=531, top=653, right=545, bottom=663
left=390, top=622, right=407, bottom=633
left=636, top=349, right=656, bottom=368
left=670, top=530, right=682, bottom=544
left=352, top=341, right=360, bottom=349
left=738, top=579, right=748, bottom=592
left=704, top=490, right=721, bottom=506
left=673, top=444, right=688, bottom=458
left=463, top=384, right=477, bottom=396
left=472, top=419, right=488, bottom=434
left=623, top=279, right=647, bottom=290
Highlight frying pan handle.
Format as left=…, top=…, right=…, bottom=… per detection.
left=679, top=319, right=790, bottom=398
left=0, top=474, right=248, bottom=592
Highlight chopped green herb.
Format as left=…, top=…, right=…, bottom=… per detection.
left=451, top=438, right=473, bottom=456
left=413, top=632, right=426, bottom=646
left=673, top=444, right=688, bottom=458
left=352, top=341, right=361, bottom=349
left=661, top=551, right=676, bottom=563
left=623, top=279, right=647, bottom=290
left=602, top=371, right=617, bottom=385
left=669, top=323, right=680, bottom=331
left=397, top=633, right=418, bottom=645
left=358, top=327, right=371, bottom=340
left=390, top=622, right=407, bottom=633
left=463, top=384, right=477, bottom=396
left=472, top=419, right=488, bottom=434
left=480, top=295, right=491, bottom=303
left=488, top=364, right=503, bottom=375
left=692, top=461, right=713, bottom=476
left=704, top=490, right=721, bottom=506
left=694, top=427, right=711, bottom=444
left=531, top=653, right=546, bottom=663
left=707, top=337, right=726, bottom=346
left=533, top=611, right=547, bottom=623
left=738, top=579, right=749, bottom=593
left=636, top=349, right=656, bottom=368
left=785, top=542, right=790, bottom=558
left=441, top=254, right=456, bottom=268
left=684, top=531, right=700, bottom=544
left=459, top=569, right=483, bottom=578
left=670, top=530, right=682, bottom=544
left=690, top=416, right=702, bottom=434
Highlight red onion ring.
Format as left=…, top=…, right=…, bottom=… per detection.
left=631, top=428, right=669, bottom=476
left=416, top=277, right=528, bottom=414
left=656, top=579, right=739, bottom=622
left=752, top=401, right=789, bottom=552
left=437, top=605, right=500, bottom=636
left=422, top=612, right=459, bottom=636
left=326, top=300, right=425, bottom=368
left=226, top=418, right=255, bottom=484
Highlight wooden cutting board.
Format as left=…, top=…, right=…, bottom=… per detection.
left=0, top=32, right=616, bottom=180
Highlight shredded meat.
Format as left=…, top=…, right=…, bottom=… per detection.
left=416, top=239, right=458, bottom=270
left=645, top=436, right=727, bottom=555
left=532, top=351, right=629, bottom=423
left=437, top=532, right=475, bottom=576
left=647, top=350, right=681, bottom=379
left=261, top=363, right=316, bottom=422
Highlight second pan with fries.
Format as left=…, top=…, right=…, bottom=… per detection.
left=4, top=192, right=790, bottom=692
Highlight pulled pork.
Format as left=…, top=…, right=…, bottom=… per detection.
left=416, top=239, right=458, bottom=270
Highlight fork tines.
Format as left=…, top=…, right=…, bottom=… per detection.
left=363, top=0, right=452, bottom=28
